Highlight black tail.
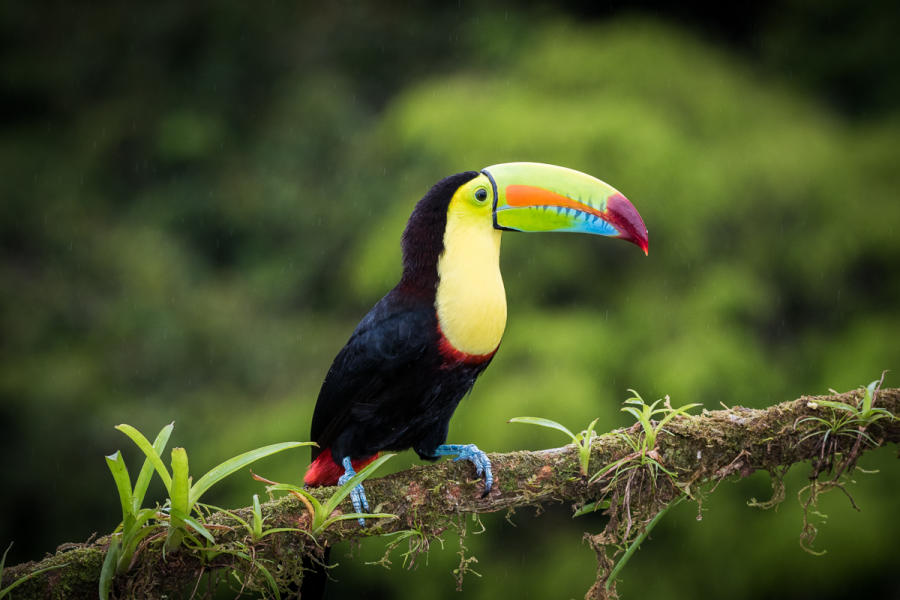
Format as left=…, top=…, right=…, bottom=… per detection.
left=296, top=547, right=330, bottom=599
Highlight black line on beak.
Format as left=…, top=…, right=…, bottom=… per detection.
left=482, top=168, right=515, bottom=232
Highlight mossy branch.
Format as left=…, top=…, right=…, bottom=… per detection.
left=5, top=388, right=899, bottom=599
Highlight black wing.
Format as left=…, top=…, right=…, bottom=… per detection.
left=309, top=290, right=436, bottom=459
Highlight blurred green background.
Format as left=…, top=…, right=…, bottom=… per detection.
left=2, top=1, right=898, bottom=598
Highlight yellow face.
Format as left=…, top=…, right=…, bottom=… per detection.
left=450, top=173, right=494, bottom=217
left=434, top=174, right=508, bottom=356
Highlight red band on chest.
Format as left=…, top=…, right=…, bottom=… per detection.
left=436, top=324, right=497, bottom=367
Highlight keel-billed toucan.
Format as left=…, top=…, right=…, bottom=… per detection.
left=305, top=162, right=648, bottom=519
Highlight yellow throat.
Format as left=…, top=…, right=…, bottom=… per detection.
left=435, top=183, right=507, bottom=356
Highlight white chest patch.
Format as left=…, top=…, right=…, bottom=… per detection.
left=435, top=206, right=507, bottom=356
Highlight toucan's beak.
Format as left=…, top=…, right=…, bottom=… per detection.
left=482, top=162, right=649, bottom=255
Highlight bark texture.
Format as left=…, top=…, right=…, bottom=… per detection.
left=4, top=387, right=899, bottom=599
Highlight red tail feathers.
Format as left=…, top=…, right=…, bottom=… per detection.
left=303, top=448, right=379, bottom=487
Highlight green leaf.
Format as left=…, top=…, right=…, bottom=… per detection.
left=0, top=543, right=7, bottom=579
left=166, top=447, right=191, bottom=551
left=617, top=431, right=641, bottom=453
left=605, top=495, right=685, bottom=590
left=110, top=507, right=160, bottom=575
left=0, top=543, right=7, bottom=589
left=508, top=416, right=576, bottom=441
left=257, top=527, right=304, bottom=538
left=133, top=422, right=174, bottom=511
left=222, top=550, right=282, bottom=600
left=105, top=451, right=135, bottom=530
left=98, top=537, right=121, bottom=600
left=203, top=503, right=253, bottom=536
left=589, top=455, right=630, bottom=484
left=322, top=453, right=395, bottom=516
left=576, top=418, right=599, bottom=475
left=169, top=448, right=190, bottom=510
left=321, top=512, right=397, bottom=530
left=118, top=524, right=158, bottom=574
left=621, top=406, right=644, bottom=422
left=656, top=403, right=701, bottom=429
left=188, top=441, right=311, bottom=506
left=251, top=561, right=281, bottom=600
left=864, top=408, right=894, bottom=421
left=863, top=379, right=877, bottom=413
left=813, top=400, right=858, bottom=413
left=115, top=424, right=172, bottom=492
left=0, top=544, right=70, bottom=599
left=573, top=499, right=611, bottom=517
left=252, top=494, right=263, bottom=539
left=131, top=507, right=158, bottom=530
left=170, top=447, right=190, bottom=515
left=265, top=483, right=323, bottom=512
left=169, top=508, right=216, bottom=544
left=265, top=454, right=395, bottom=535
left=0, top=562, right=69, bottom=600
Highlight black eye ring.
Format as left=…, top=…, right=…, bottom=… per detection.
left=474, top=187, right=488, bottom=202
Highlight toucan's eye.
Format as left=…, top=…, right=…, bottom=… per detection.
left=474, top=187, right=488, bottom=203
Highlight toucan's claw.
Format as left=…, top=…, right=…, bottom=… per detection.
left=338, top=456, right=370, bottom=526
left=434, top=443, right=493, bottom=496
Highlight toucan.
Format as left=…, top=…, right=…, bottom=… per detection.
left=304, top=162, right=648, bottom=521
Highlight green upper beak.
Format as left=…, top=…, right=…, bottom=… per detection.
left=482, top=162, right=649, bottom=254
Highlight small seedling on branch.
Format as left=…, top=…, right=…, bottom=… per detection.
left=798, top=375, right=895, bottom=450
left=591, top=390, right=700, bottom=484
left=508, top=416, right=599, bottom=476
left=102, top=422, right=174, bottom=585
left=207, top=494, right=303, bottom=543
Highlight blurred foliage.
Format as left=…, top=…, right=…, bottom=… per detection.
left=1, top=2, right=898, bottom=599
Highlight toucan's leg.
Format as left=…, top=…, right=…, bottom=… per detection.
left=433, top=444, right=493, bottom=496
left=337, top=456, right=370, bottom=526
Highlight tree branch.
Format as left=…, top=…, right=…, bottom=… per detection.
left=5, top=388, right=899, bottom=598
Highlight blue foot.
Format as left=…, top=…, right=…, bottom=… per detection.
left=337, top=456, right=370, bottom=526
left=434, top=443, right=493, bottom=496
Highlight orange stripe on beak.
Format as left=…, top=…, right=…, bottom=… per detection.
left=505, top=185, right=608, bottom=220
